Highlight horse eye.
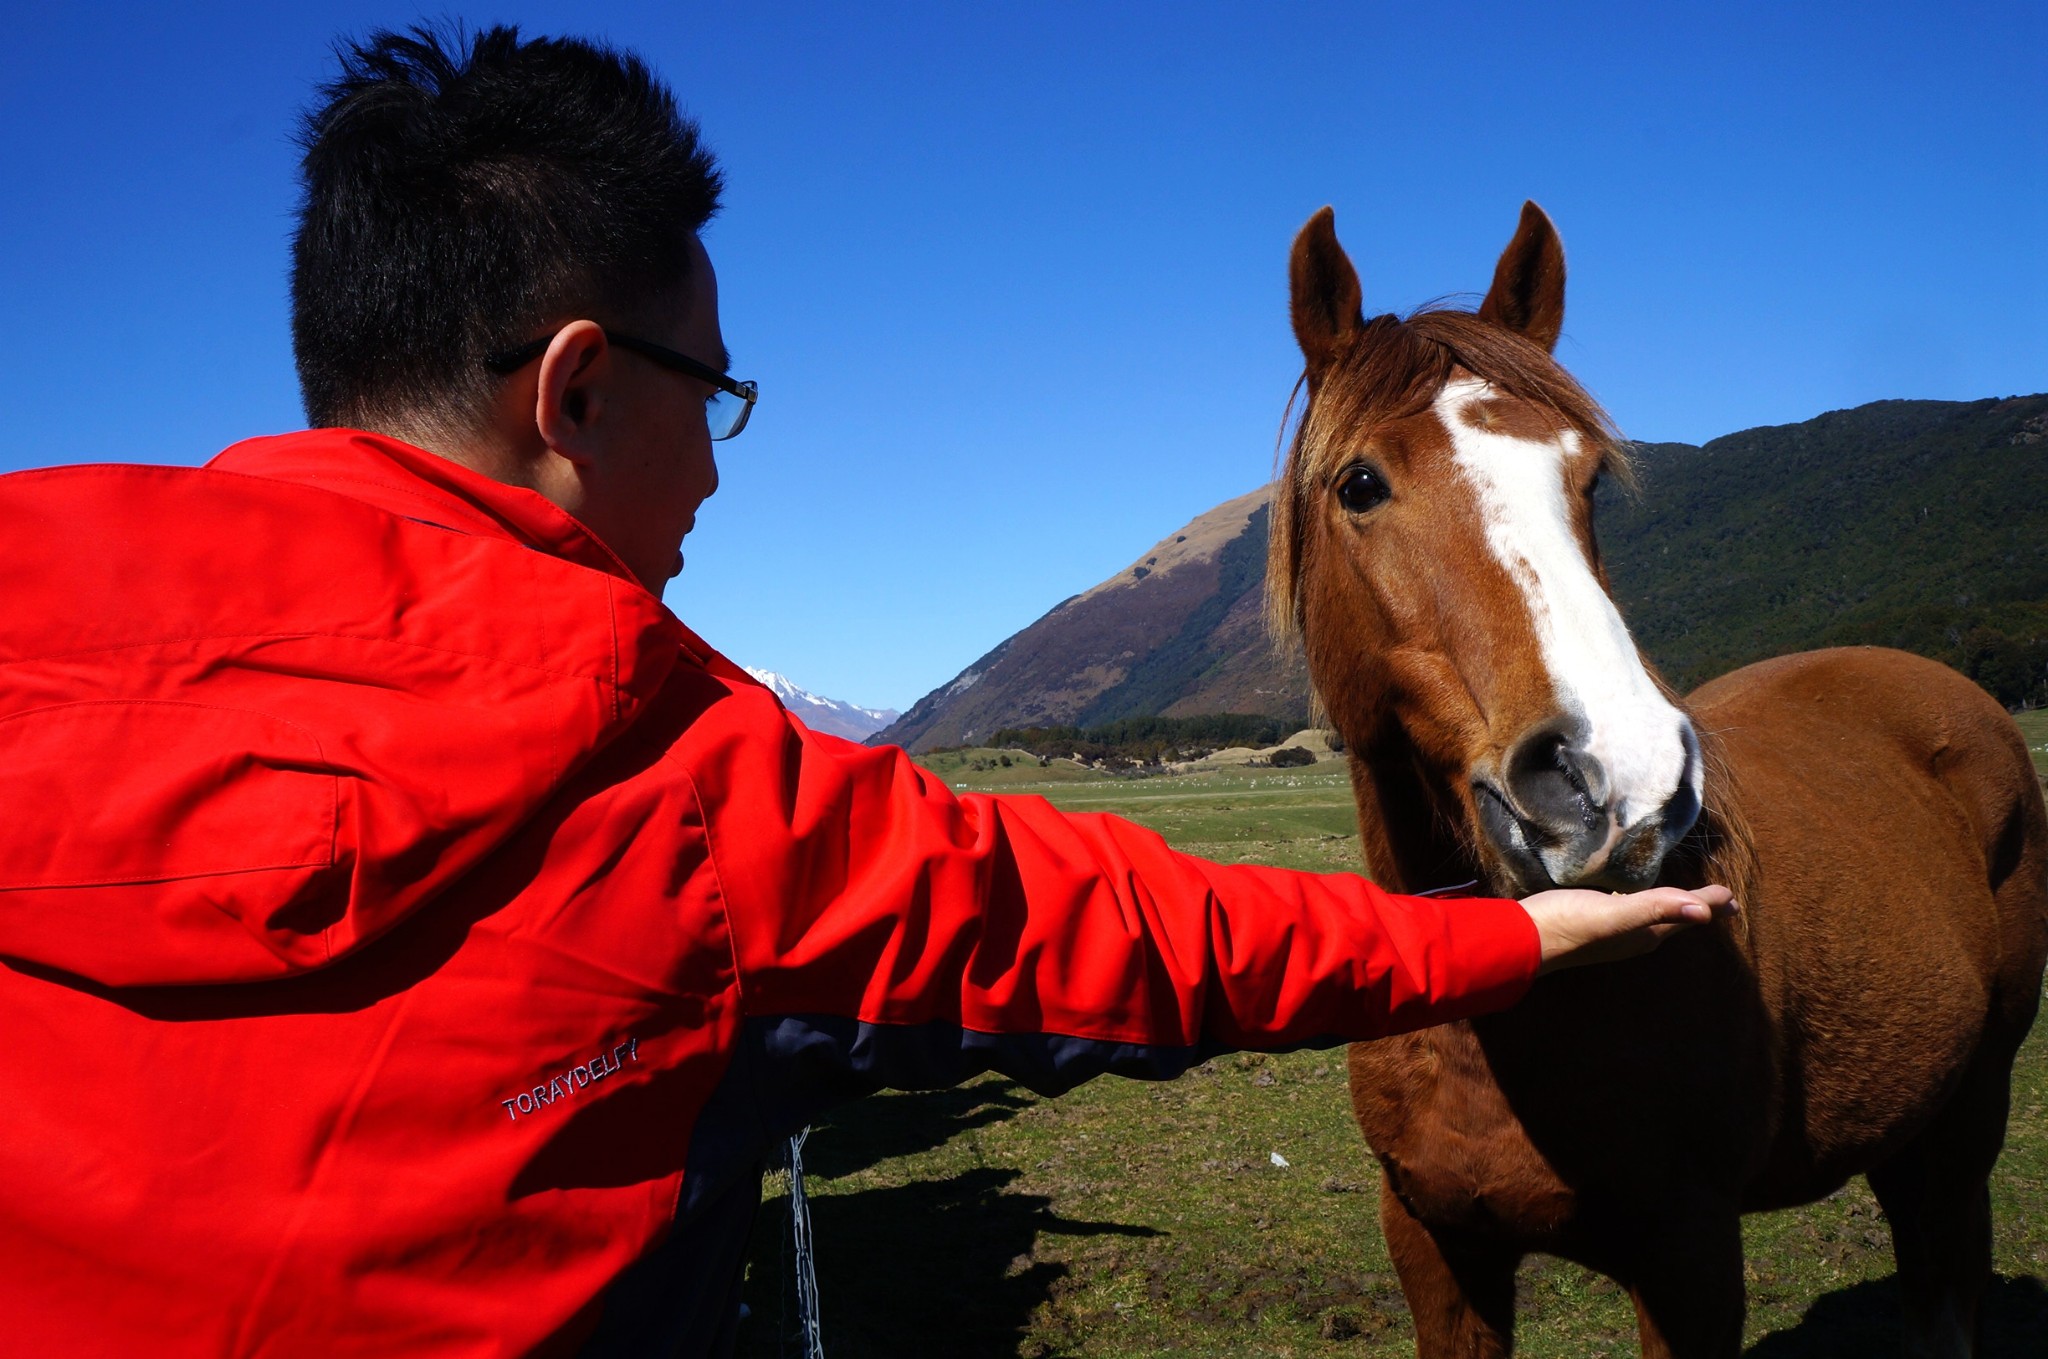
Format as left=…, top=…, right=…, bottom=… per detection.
left=1337, top=464, right=1391, bottom=514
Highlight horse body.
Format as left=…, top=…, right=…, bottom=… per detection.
left=1350, top=649, right=2044, bottom=1353
left=1276, top=205, right=2048, bottom=1357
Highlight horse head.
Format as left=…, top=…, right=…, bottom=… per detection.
left=1270, top=202, right=1702, bottom=894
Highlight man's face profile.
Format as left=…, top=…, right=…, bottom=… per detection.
left=488, top=235, right=726, bottom=593
left=597, top=234, right=725, bottom=583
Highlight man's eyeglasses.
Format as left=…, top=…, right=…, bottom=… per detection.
left=484, top=329, right=758, bottom=441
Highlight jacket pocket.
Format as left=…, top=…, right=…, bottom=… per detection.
left=0, top=699, right=336, bottom=888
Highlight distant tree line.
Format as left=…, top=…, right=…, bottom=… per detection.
left=988, top=713, right=1303, bottom=766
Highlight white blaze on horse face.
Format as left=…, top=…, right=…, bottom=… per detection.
left=1435, top=378, right=1699, bottom=846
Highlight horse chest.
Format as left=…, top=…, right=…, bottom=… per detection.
left=1348, top=1028, right=1576, bottom=1235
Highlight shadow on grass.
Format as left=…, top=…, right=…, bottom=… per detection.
left=738, top=1166, right=1159, bottom=1359
left=804, top=1080, right=1039, bottom=1180
left=1746, top=1272, right=2048, bottom=1357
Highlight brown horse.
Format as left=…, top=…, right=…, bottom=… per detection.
left=1270, top=201, right=2048, bottom=1358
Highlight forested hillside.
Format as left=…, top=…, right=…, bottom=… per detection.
left=1604, top=394, right=2048, bottom=705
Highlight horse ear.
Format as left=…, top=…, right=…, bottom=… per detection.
left=1478, top=201, right=1566, bottom=352
left=1290, top=207, right=1363, bottom=377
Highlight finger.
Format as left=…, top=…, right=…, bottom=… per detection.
left=1635, top=886, right=1739, bottom=925
left=1625, top=888, right=1713, bottom=925
left=1683, top=884, right=1739, bottom=917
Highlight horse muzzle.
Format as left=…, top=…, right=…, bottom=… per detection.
left=1473, top=719, right=1702, bottom=892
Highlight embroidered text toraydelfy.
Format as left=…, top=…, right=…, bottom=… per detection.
left=500, top=1037, right=638, bottom=1121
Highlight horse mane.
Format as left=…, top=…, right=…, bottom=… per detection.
left=1265, top=304, right=1632, bottom=640
left=1674, top=719, right=1765, bottom=933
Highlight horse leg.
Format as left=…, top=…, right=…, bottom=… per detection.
left=1864, top=1047, right=2014, bottom=1359
left=1868, top=1168, right=1990, bottom=1359
left=1624, top=1199, right=1746, bottom=1359
left=1379, top=1181, right=1522, bottom=1358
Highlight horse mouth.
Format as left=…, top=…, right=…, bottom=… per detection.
left=1472, top=779, right=1680, bottom=894
left=1473, top=782, right=1559, bottom=893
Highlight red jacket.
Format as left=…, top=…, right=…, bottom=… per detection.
left=0, top=430, right=1538, bottom=1356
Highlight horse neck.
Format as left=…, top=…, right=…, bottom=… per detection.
left=1342, top=730, right=1482, bottom=895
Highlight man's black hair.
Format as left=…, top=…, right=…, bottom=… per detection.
left=291, top=24, right=722, bottom=432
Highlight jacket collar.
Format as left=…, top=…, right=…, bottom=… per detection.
left=207, top=427, right=645, bottom=588
left=207, top=427, right=725, bottom=670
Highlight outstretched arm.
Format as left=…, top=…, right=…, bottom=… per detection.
left=688, top=672, right=1734, bottom=1085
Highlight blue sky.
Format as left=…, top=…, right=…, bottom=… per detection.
left=3, top=3, right=2042, bottom=712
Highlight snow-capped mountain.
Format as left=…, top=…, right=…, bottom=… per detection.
left=743, top=668, right=901, bottom=742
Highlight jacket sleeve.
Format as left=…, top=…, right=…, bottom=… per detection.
left=682, top=678, right=1538, bottom=1102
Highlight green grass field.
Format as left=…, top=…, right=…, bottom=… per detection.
left=737, top=750, right=2048, bottom=1357
left=2012, top=709, right=2048, bottom=777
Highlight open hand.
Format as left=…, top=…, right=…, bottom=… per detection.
left=1522, top=885, right=1738, bottom=975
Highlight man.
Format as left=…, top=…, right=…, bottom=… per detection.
left=0, top=26, right=1731, bottom=1357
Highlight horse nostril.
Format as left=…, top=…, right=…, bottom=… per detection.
left=1503, top=730, right=1604, bottom=835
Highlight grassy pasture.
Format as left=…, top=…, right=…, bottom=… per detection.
left=737, top=750, right=2048, bottom=1357
left=2012, top=708, right=2048, bottom=777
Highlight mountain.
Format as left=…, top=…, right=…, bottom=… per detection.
left=873, top=393, right=2048, bottom=753
left=872, top=488, right=1312, bottom=752
left=743, top=668, right=900, bottom=741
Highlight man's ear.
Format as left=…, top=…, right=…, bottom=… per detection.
left=534, top=321, right=612, bottom=465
